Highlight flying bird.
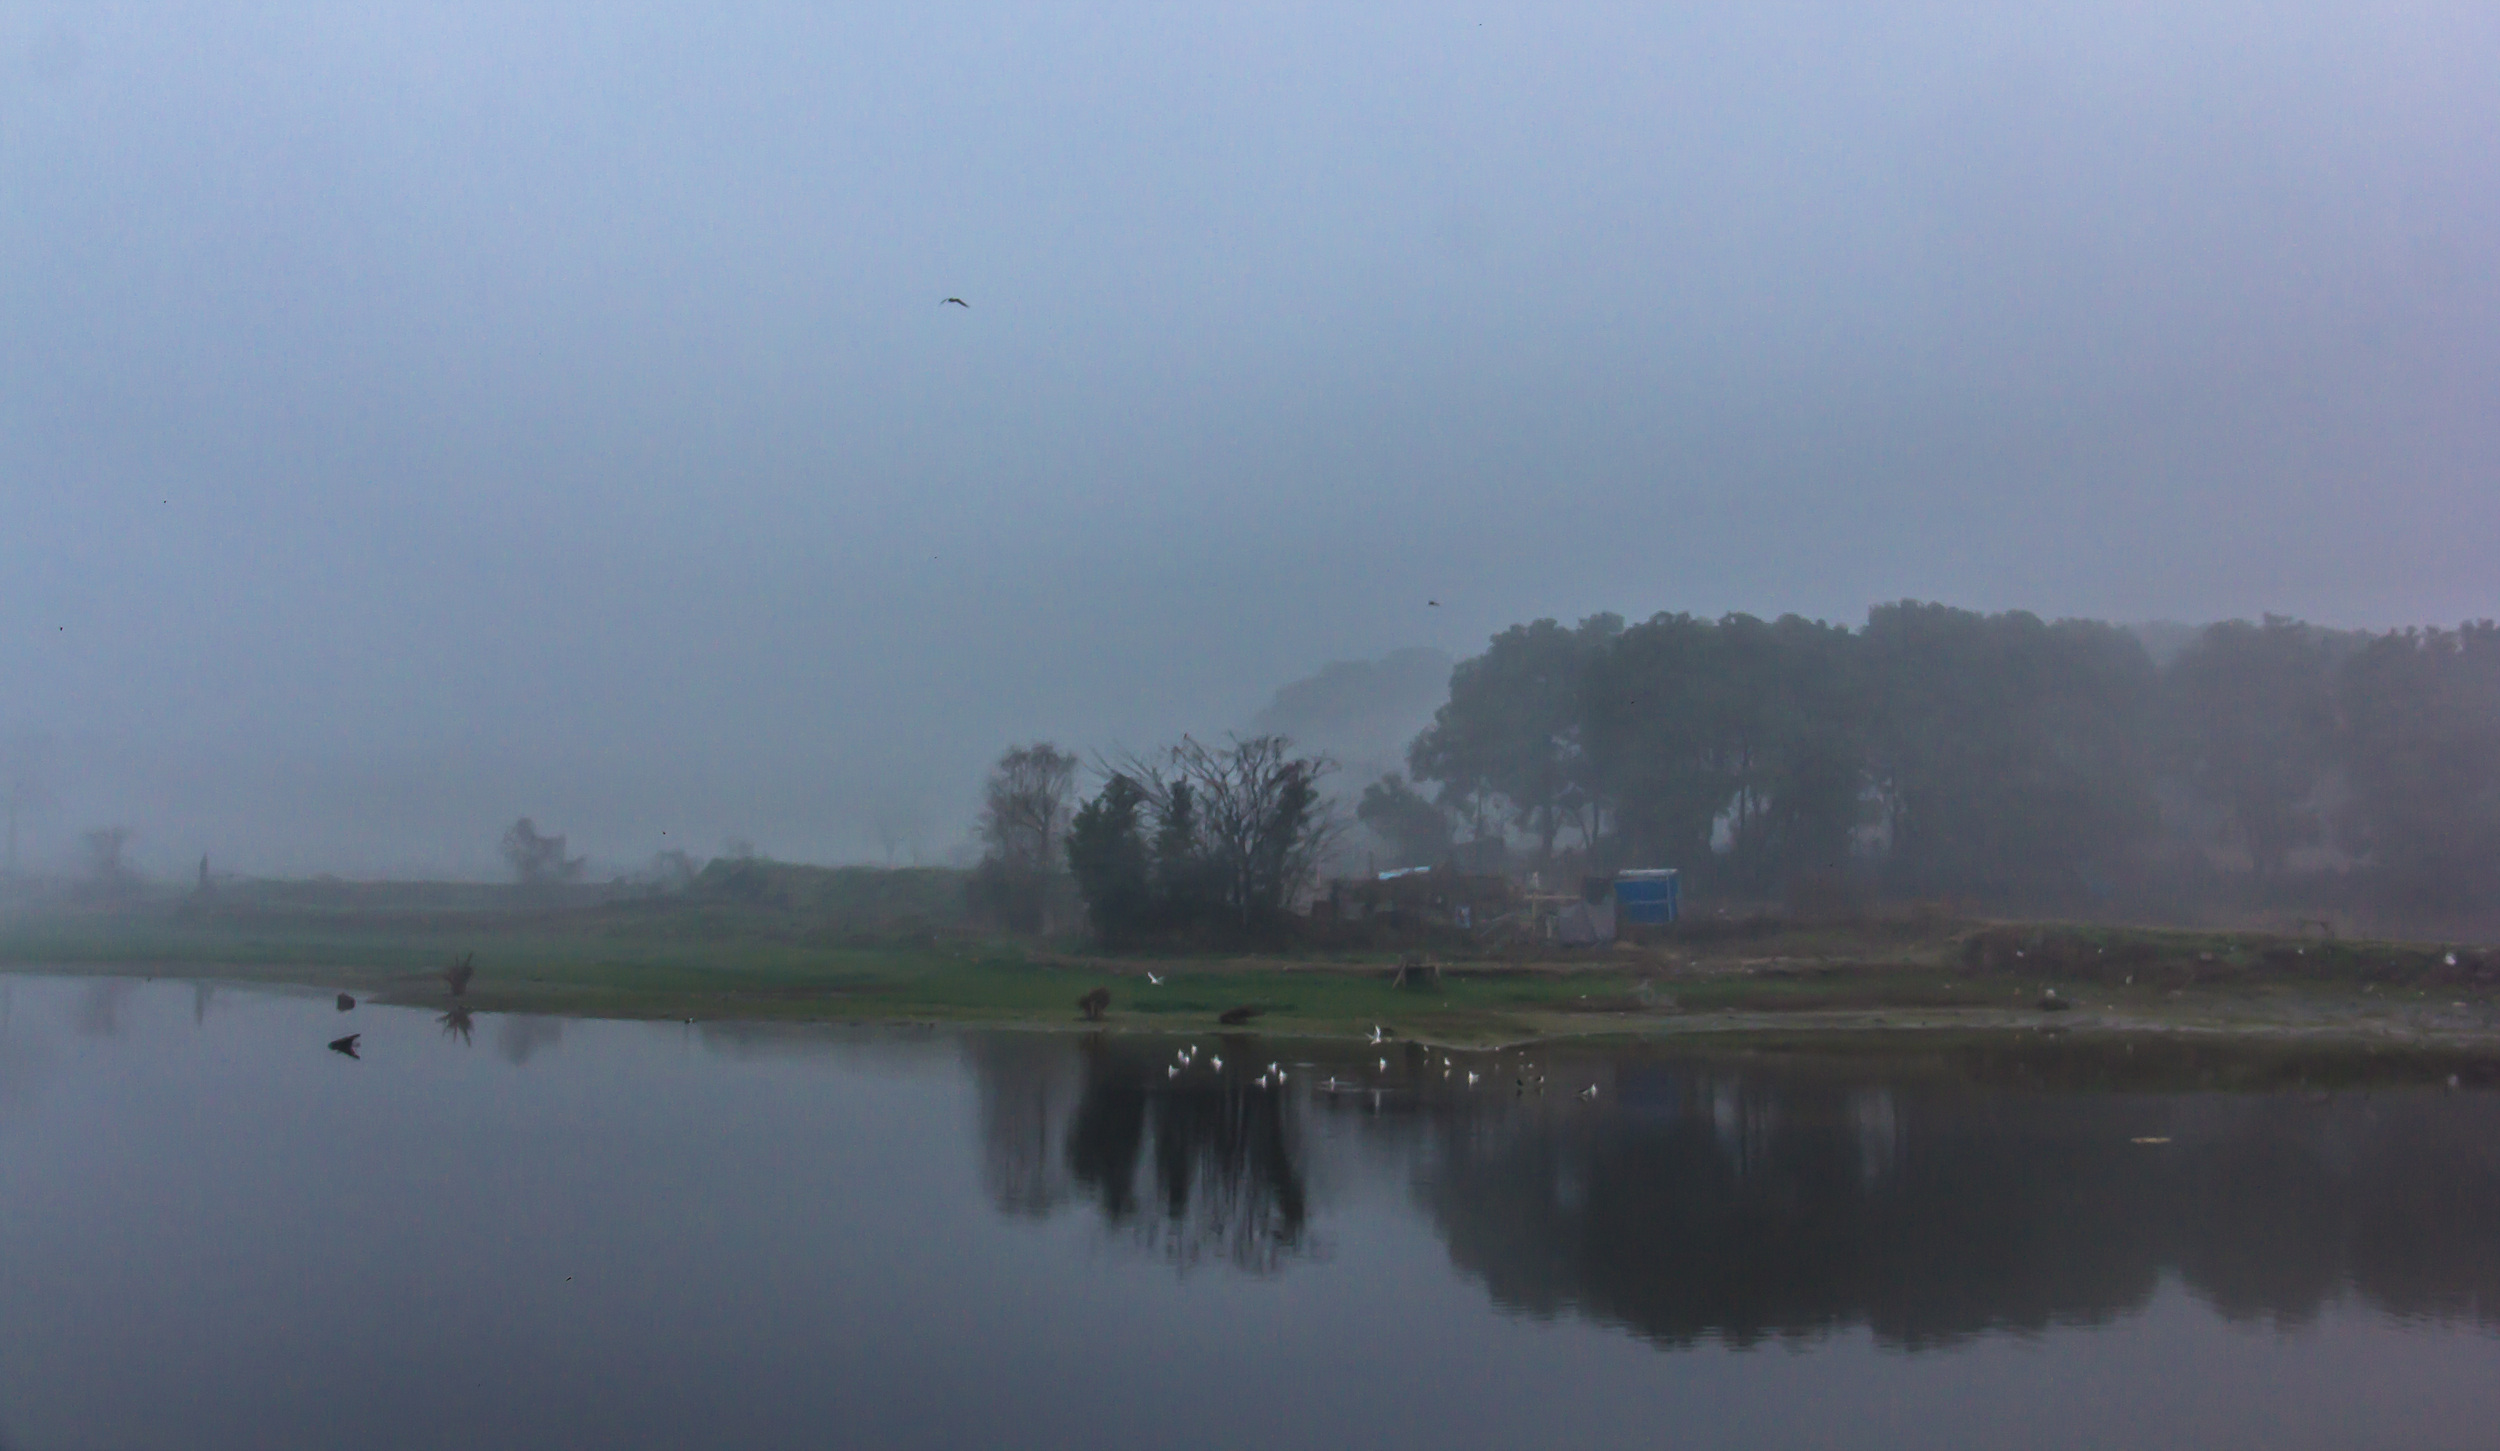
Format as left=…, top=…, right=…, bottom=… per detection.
left=328, top=1034, right=360, bottom=1058
left=942, top=297, right=969, bottom=308
left=1428, top=600, right=1441, bottom=607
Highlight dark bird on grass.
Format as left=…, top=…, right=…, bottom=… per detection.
left=328, top=1034, right=360, bottom=1058
left=1218, top=1004, right=1263, bottom=1026
left=1077, top=987, right=1111, bottom=1022
left=445, top=952, right=475, bottom=997
left=336, top=993, right=355, bottom=1011
left=942, top=297, right=969, bottom=308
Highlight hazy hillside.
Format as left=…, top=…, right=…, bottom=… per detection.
left=1249, top=647, right=1453, bottom=794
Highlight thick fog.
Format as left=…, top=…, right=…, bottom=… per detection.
left=4, top=2, right=2494, bottom=875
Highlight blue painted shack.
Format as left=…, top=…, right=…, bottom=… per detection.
left=1613, top=869, right=1679, bottom=927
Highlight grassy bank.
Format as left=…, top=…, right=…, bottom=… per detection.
left=2, top=880, right=2495, bottom=1049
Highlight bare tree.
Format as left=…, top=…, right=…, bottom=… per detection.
left=1113, top=735, right=1341, bottom=932
left=972, top=743, right=1078, bottom=932
left=980, top=743, right=1079, bottom=871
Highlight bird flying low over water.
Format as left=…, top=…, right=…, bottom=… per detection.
left=942, top=297, right=969, bottom=307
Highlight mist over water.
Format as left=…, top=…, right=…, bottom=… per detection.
left=5, top=3, right=2496, bottom=875
left=5, top=977, right=2500, bottom=1450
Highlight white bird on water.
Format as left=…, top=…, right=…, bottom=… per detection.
left=1377, top=1057, right=1389, bottom=1072
left=1211, top=1056, right=1223, bottom=1070
left=1466, top=1071, right=1480, bottom=1086
left=1368, top=1025, right=1387, bottom=1044
left=1579, top=1084, right=1599, bottom=1101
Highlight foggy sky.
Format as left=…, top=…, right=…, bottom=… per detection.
left=5, top=2, right=2495, bottom=875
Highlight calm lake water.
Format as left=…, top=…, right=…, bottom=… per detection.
left=4, top=975, right=2499, bottom=1450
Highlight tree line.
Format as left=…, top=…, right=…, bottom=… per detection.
left=1367, top=604, right=2500, bottom=917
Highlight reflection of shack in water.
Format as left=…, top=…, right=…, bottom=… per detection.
left=1313, top=867, right=1513, bottom=934
left=967, top=1035, right=1311, bottom=1273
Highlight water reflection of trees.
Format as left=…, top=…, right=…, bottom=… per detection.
left=73, top=981, right=129, bottom=1038
left=967, top=1035, right=1310, bottom=1273
left=964, top=1034, right=2500, bottom=1339
left=494, top=1014, right=562, bottom=1066
left=1408, top=1058, right=2500, bottom=1349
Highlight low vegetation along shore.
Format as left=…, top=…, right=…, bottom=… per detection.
left=5, top=875, right=2498, bottom=1057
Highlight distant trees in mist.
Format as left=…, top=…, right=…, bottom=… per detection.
left=1380, top=604, right=2500, bottom=921
left=79, top=826, right=140, bottom=898
left=1355, top=773, right=1455, bottom=867
left=969, top=743, right=1080, bottom=933
left=500, top=817, right=585, bottom=885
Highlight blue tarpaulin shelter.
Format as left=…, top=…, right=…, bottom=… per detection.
left=1613, top=869, right=1679, bottom=926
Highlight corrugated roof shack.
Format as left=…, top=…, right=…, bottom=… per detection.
left=1613, top=869, right=1680, bottom=942
left=1319, top=866, right=1515, bottom=932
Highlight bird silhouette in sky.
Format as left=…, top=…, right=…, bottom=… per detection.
left=942, top=297, right=969, bottom=308
left=328, top=1033, right=360, bottom=1058
left=1428, top=600, right=1441, bottom=607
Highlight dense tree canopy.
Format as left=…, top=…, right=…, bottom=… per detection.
left=2336, top=624, right=2500, bottom=908
left=1355, top=773, right=1455, bottom=867
left=1397, top=603, right=2500, bottom=916
left=1409, top=616, right=1618, bottom=861
left=2163, top=617, right=2340, bottom=881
